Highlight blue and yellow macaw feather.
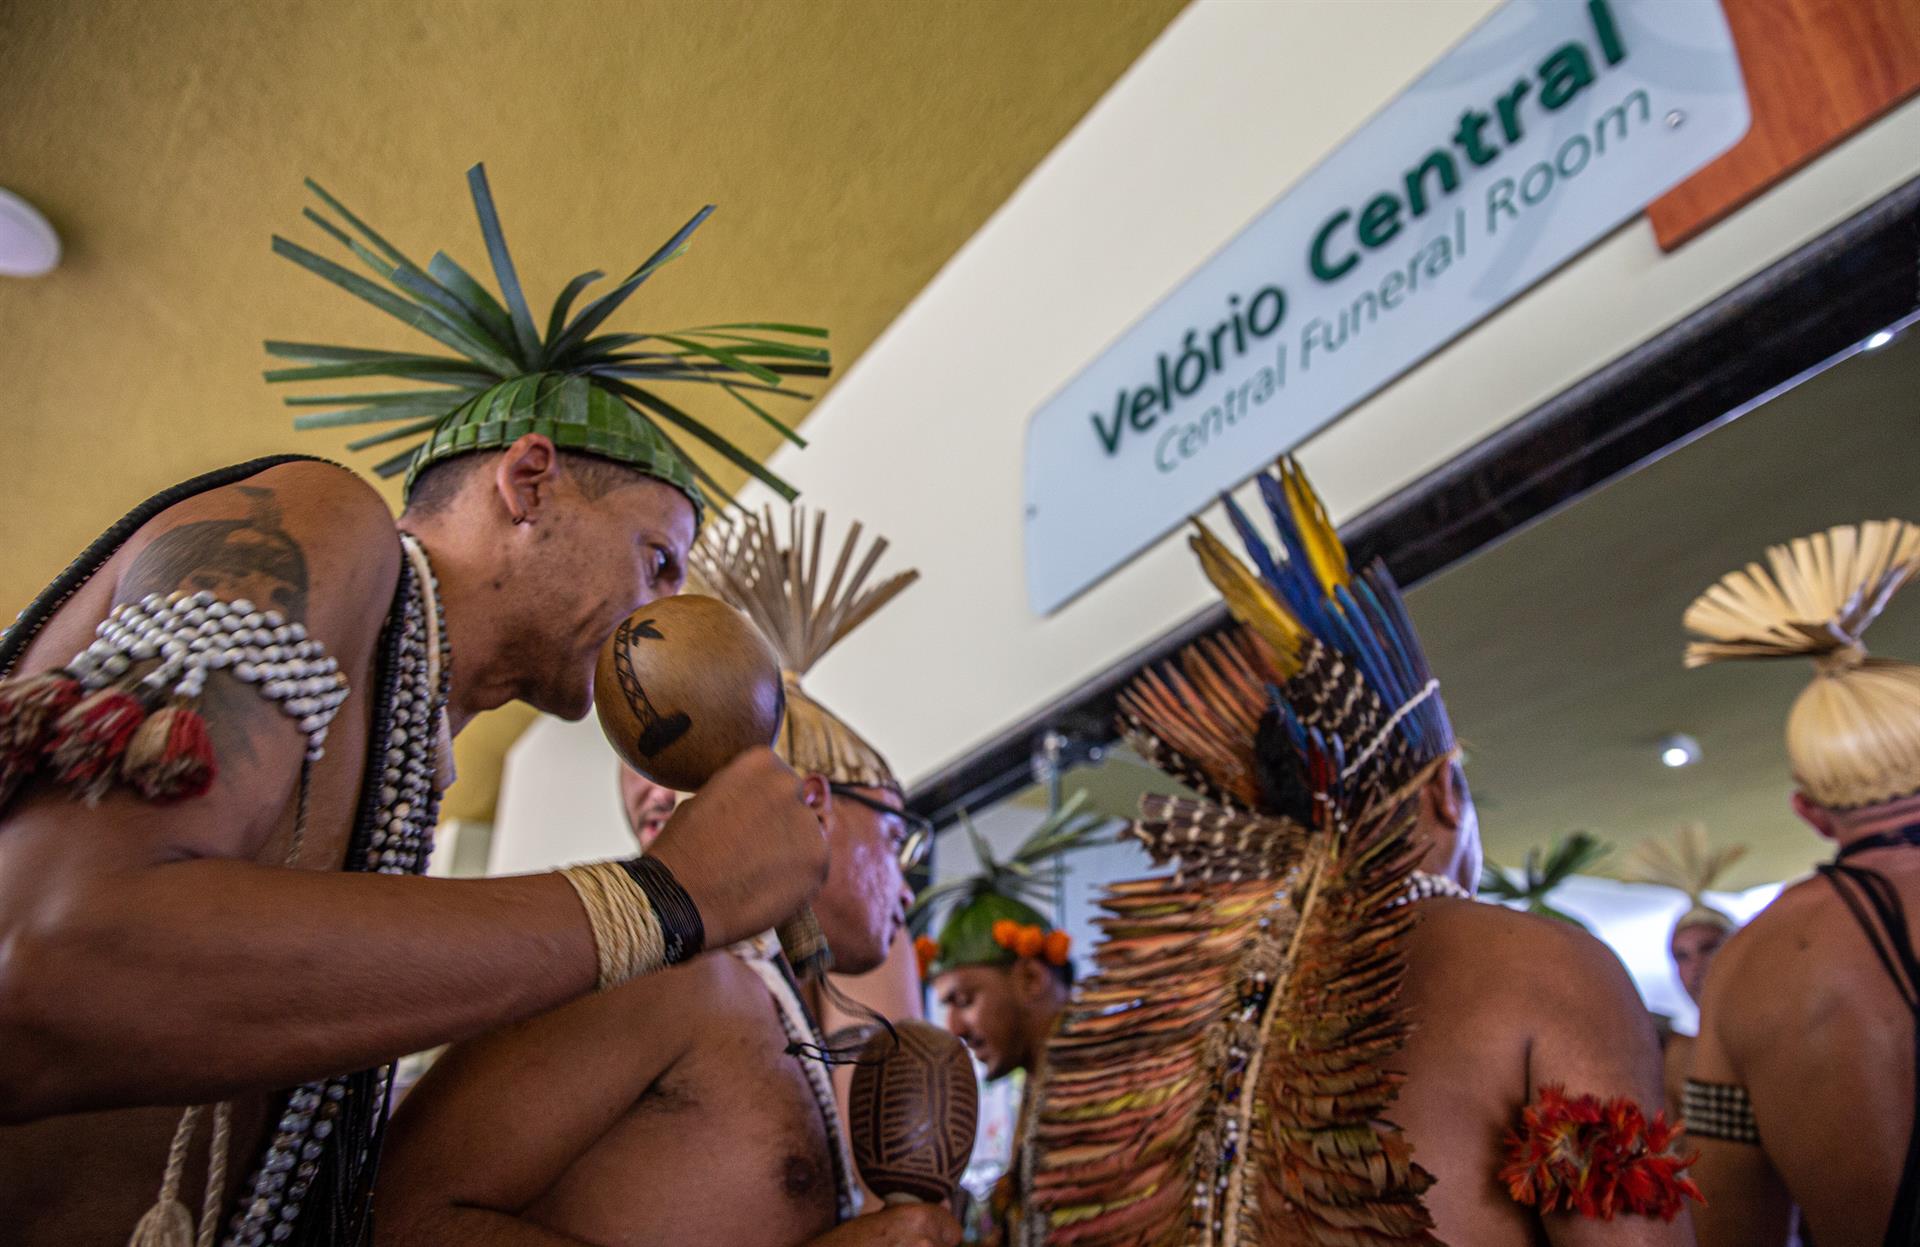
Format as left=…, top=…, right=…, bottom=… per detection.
left=1281, top=455, right=1352, bottom=595
left=1189, top=521, right=1307, bottom=674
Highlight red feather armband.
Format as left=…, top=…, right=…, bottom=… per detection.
left=1500, top=1085, right=1703, bottom=1221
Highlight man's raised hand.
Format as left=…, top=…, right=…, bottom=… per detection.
left=646, top=747, right=830, bottom=951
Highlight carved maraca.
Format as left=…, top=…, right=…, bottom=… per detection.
left=848, top=1020, right=979, bottom=1208
left=594, top=594, right=831, bottom=973
left=594, top=594, right=786, bottom=793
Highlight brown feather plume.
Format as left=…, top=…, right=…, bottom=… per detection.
left=1030, top=459, right=1444, bottom=1246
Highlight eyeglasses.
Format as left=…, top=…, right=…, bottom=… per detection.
left=828, top=783, right=933, bottom=871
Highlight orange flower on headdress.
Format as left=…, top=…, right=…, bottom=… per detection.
left=1014, top=925, right=1046, bottom=958
left=1043, top=928, right=1071, bottom=966
left=913, top=935, right=939, bottom=979
left=991, top=919, right=1019, bottom=947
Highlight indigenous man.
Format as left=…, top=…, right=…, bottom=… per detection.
left=375, top=508, right=961, bottom=1247
left=1622, top=823, right=1745, bottom=1119
left=1027, top=459, right=1696, bottom=1247
left=915, top=795, right=1106, bottom=1244
left=619, top=767, right=681, bottom=851
left=0, top=169, right=834, bottom=1245
left=1682, top=520, right=1920, bottom=1247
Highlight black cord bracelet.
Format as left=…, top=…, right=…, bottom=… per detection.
left=620, top=856, right=706, bottom=964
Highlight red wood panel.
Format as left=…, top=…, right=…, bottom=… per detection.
left=1648, top=0, right=1920, bottom=250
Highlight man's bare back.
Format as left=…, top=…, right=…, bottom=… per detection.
left=1692, top=849, right=1920, bottom=1245
left=377, top=947, right=845, bottom=1247
left=1394, top=898, right=1692, bottom=1247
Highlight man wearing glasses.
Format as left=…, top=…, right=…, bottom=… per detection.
left=373, top=512, right=960, bottom=1247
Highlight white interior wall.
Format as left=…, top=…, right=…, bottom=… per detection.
left=736, top=0, right=1920, bottom=789
left=494, top=0, right=1920, bottom=868
left=490, top=714, right=635, bottom=874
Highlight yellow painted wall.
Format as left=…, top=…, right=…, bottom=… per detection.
left=0, top=0, right=1186, bottom=818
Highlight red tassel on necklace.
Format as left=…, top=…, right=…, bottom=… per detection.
left=123, top=704, right=217, bottom=802
left=46, top=688, right=148, bottom=804
left=0, top=670, right=84, bottom=808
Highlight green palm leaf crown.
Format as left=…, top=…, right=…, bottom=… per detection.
left=268, top=163, right=829, bottom=516
left=908, top=789, right=1114, bottom=974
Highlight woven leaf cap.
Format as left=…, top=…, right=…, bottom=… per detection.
left=906, top=790, right=1112, bottom=974
left=1684, top=520, right=1920, bottom=808
left=269, top=164, right=831, bottom=513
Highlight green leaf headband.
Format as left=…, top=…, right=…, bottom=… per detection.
left=909, top=789, right=1114, bottom=974
left=268, top=164, right=829, bottom=512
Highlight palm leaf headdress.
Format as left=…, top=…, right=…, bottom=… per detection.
left=1684, top=520, right=1920, bottom=808
left=1480, top=832, right=1610, bottom=929
left=689, top=504, right=918, bottom=791
left=269, top=164, right=830, bottom=512
left=905, top=790, right=1113, bottom=974
left=1029, top=458, right=1445, bottom=1247
left=1621, top=822, right=1745, bottom=935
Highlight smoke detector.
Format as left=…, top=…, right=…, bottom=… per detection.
left=0, top=188, right=61, bottom=277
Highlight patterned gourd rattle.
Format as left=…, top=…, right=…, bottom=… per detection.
left=593, top=593, right=834, bottom=974
left=848, top=1020, right=979, bottom=1209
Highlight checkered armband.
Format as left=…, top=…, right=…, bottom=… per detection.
left=1683, top=1077, right=1761, bottom=1145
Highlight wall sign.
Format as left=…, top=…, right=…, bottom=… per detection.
left=1023, top=0, right=1750, bottom=614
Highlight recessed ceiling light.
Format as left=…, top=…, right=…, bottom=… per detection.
left=0, top=188, right=60, bottom=277
left=1864, top=330, right=1895, bottom=351
left=1659, top=733, right=1702, bottom=769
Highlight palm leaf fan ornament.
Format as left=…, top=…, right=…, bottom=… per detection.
left=269, top=164, right=830, bottom=512
left=1029, top=457, right=1447, bottom=1247
left=1479, top=832, right=1610, bottom=928
left=1621, top=823, right=1745, bottom=934
left=1684, top=520, right=1920, bottom=808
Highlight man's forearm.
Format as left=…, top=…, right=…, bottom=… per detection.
left=1, top=860, right=599, bottom=1118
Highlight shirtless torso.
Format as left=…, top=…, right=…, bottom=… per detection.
left=376, top=945, right=847, bottom=1247
left=1394, top=898, right=1694, bottom=1247
left=1691, top=848, right=1920, bottom=1246
left=0, top=464, right=394, bottom=1243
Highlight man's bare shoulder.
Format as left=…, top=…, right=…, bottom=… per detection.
left=111, top=460, right=399, bottom=623
left=1415, top=898, right=1614, bottom=968
left=1703, top=876, right=1829, bottom=996
left=1413, top=900, right=1640, bottom=1007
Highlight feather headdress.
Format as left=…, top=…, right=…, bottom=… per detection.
left=1028, top=457, right=1446, bottom=1247
left=690, top=506, right=916, bottom=791
left=907, top=790, right=1113, bottom=977
left=270, top=164, right=829, bottom=511
left=1621, top=823, right=1745, bottom=937
left=1684, top=520, right=1920, bottom=808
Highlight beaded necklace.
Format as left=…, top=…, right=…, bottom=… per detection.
left=1400, top=869, right=1473, bottom=905
left=732, top=932, right=861, bottom=1223
left=220, top=532, right=449, bottom=1247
